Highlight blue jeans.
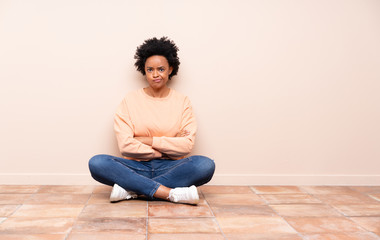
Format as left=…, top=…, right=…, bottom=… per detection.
left=88, top=154, right=215, bottom=199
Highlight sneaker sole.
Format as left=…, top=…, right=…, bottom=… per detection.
left=110, top=189, right=138, bottom=203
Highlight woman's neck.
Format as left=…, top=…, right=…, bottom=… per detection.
left=144, top=86, right=170, bottom=98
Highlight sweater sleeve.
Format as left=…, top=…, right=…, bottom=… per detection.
left=114, top=99, right=162, bottom=160
left=152, top=97, right=197, bottom=159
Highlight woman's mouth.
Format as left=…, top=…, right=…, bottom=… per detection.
left=153, top=79, right=161, bottom=83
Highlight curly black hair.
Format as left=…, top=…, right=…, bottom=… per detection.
left=134, top=37, right=180, bottom=79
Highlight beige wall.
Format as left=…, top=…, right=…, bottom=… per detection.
left=1, top=0, right=379, bottom=185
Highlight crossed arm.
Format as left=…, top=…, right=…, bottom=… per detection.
left=134, top=130, right=190, bottom=146
left=133, top=130, right=190, bottom=161
left=115, top=96, right=196, bottom=161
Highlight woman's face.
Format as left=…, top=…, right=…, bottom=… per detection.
left=144, top=55, right=173, bottom=90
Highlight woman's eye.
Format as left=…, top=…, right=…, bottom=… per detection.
left=147, top=69, right=152, bottom=72
left=159, top=68, right=165, bottom=72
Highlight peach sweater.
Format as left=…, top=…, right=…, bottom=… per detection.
left=114, top=88, right=196, bottom=161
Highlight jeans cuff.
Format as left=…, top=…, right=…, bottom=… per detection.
left=148, top=183, right=161, bottom=199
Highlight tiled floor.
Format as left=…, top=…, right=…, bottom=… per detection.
left=0, top=185, right=380, bottom=239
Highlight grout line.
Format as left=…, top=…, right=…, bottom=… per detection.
left=262, top=202, right=306, bottom=239
left=368, top=232, right=380, bottom=240
left=63, top=187, right=93, bottom=240
left=146, top=200, right=149, bottom=240
left=307, top=190, right=380, bottom=234
left=301, top=190, right=347, bottom=218
left=1, top=185, right=42, bottom=221
left=266, top=186, right=380, bottom=239
left=249, top=186, right=257, bottom=194
left=35, top=184, right=43, bottom=194
left=252, top=186, right=308, bottom=240
left=21, top=185, right=41, bottom=204
left=368, top=194, right=380, bottom=202
left=8, top=204, right=23, bottom=218
left=200, top=189, right=228, bottom=240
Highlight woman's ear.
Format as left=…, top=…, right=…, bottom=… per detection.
left=169, top=66, right=173, bottom=75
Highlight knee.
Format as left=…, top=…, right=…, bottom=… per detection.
left=191, top=155, right=215, bottom=177
left=88, top=154, right=110, bottom=174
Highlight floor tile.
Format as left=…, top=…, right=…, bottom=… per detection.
left=216, top=216, right=296, bottom=234
left=0, top=205, right=20, bottom=217
left=148, top=218, right=220, bottom=233
left=200, top=185, right=253, bottom=194
left=350, top=186, right=380, bottom=194
left=259, top=194, right=321, bottom=204
left=0, top=194, right=32, bottom=204
left=333, top=205, right=380, bottom=217
left=72, top=218, right=146, bottom=233
left=92, top=185, right=112, bottom=194
left=149, top=201, right=213, bottom=218
left=148, top=233, right=225, bottom=240
left=11, top=204, right=84, bottom=218
left=315, top=193, right=379, bottom=205
left=251, top=186, right=304, bottom=194
left=0, top=234, right=66, bottom=240
left=67, top=232, right=146, bottom=240
left=302, top=232, right=380, bottom=240
left=25, top=193, right=90, bottom=204
left=270, top=204, right=342, bottom=217
left=38, top=185, right=94, bottom=194
left=204, top=193, right=264, bottom=206
left=211, top=205, right=276, bottom=217
left=79, top=202, right=146, bottom=218
left=2, top=184, right=379, bottom=239
left=301, top=186, right=358, bottom=195
left=0, top=217, right=75, bottom=234
left=350, top=217, right=380, bottom=234
left=0, top=185, right=40, bottom=194
left=87, top=193, right=110, bottom=204
left=285, top=217, right=365, bottom=233
left=225, top=233, right=303, bottom=240
left=369, top=193, right=380, bottom=202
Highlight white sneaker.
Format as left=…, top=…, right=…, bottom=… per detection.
left=168, top=185, right=199, bottom=205
left=110, top=184, right=138, bottom=203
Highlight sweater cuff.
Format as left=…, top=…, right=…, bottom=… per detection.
left=152, top=137, right=162, bottom=150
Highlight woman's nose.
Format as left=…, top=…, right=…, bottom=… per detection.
left=153, top=70, right=159, bottom=77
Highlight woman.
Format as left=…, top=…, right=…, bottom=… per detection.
left=88, top=37, right=215, bottom=204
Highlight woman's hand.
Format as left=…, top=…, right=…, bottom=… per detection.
left=175, top=130, right=190, bottom=137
